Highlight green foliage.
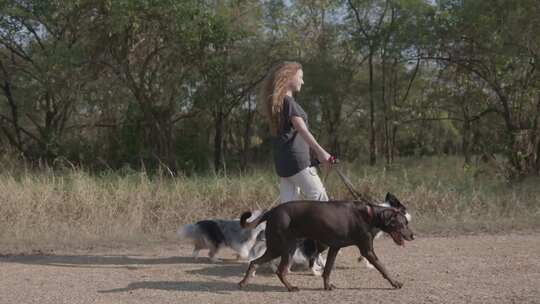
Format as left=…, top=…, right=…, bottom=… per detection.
left=174, top=117, right=212, bottom=173
left=0, top=0, right=538, bottom=178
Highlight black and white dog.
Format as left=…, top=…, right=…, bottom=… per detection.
left=248, top=193, right=412, bottom=275
left=178, top=210, right=266, bottom=262
left=248, top=230, right=327, bottom=275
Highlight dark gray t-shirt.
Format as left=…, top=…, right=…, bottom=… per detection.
left=271, top=95, right=310, bottom=177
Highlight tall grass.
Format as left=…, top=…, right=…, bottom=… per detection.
left=1, top=156, right=539, bottom=249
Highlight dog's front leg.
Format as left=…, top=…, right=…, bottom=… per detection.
left=322, top=247, right=340, bottom=291
left=361, top=249, right=402, bottom=289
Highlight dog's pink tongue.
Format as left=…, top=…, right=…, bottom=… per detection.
left=398, top=236, right=405, bottom=247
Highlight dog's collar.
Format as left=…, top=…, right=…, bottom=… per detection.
left=366, top=204, right=374, bottom=221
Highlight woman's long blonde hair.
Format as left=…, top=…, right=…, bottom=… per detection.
left=260, top=61, right=303, bottom=136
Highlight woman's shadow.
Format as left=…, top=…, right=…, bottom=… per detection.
left=1, top=253, right=238, bottom=270
left=98, top=280, right=287, bottom=294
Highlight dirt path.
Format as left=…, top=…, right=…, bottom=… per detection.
left=1, top=233, right=539, bottom=304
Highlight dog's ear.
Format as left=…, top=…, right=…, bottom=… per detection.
left=385, top=192, right=398, bottom=203
left=385, top=193, right=404, bottom=209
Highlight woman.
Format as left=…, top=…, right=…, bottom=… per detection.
left=261, top=61, right=333, bottom=203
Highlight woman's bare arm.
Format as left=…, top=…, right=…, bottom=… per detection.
left=291, top=116, right=331, bottom=163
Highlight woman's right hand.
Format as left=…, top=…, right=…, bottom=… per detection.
left=317, top=149, right=333, bottom=168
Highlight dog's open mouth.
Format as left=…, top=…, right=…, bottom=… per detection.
left=390, top=231, right=405, bottom=247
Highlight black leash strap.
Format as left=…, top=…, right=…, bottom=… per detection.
left=315, top=156, right=364, bottom=201
left=333, top=165, right=363, bottom=200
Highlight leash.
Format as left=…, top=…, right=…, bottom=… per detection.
left=326, top=157, right=378, bottom=222
left=327, top=156, right=363, bottom=201
left=334, top=166, right=363, bottom=200
left=318, top=156, right=363, bottom=201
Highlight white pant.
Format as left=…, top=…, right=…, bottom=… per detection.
left=279, top=166, right=329, bottom=203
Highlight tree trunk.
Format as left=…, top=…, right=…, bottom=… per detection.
left=536, top=136, right=540, bottom=173
left=160, top=120, right=176, bottom=174
left=324, top=97, right=341, bottom=158
left=381, top=52, right=390, bottom=165
left=510, top=129, right=538, bottom=178
left=461, top=96, right=472, bottom=165
left=240, top=99, right=254, bottom=171
left=462, top=119, right=471, bottom=165
left=391, top=124, right=398, bottom=163
left=214, top=107, right=225, bottom=173
left=368, top=52, right=376, bottom=165
left=0, top=79, right=24, bottom=154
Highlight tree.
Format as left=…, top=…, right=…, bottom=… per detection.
left=87, top=0, right=212, bottom=172
left=434, top=0, right=540, bottom=177
left=195, top=1, right=270, bottom=172
left=0, top=1, right=95, bottom=161
left=346, top=0, right=391, bottom=165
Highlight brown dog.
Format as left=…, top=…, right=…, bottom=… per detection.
left=238, top=200, right=414, bottom=291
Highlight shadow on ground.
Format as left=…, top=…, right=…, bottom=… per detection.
left=186, top=263, right=277, bottom=277
left=0, top=254, right=242, bottom=270
left=98, top=280, right=287, bottom=294
left=97, top=279, right=393, bottom=294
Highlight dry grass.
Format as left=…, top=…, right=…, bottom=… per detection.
left=1, top=156, right=539, bottom=249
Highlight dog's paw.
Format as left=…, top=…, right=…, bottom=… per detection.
left=324, top=283, right=336, bottom=291
left=287, top=286, right=300, bottom=292
left=391, top=280, right=403, bottom=289
left=311, top=267, right=323, bottom=276
left=238, top=280, right=247, bottom=289
left=364, top=260, right=375, bottom=269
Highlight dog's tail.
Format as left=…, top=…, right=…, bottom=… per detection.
left=177, top=224, right=200, bottom=240
left=240, top=211, right=268, bottom=229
